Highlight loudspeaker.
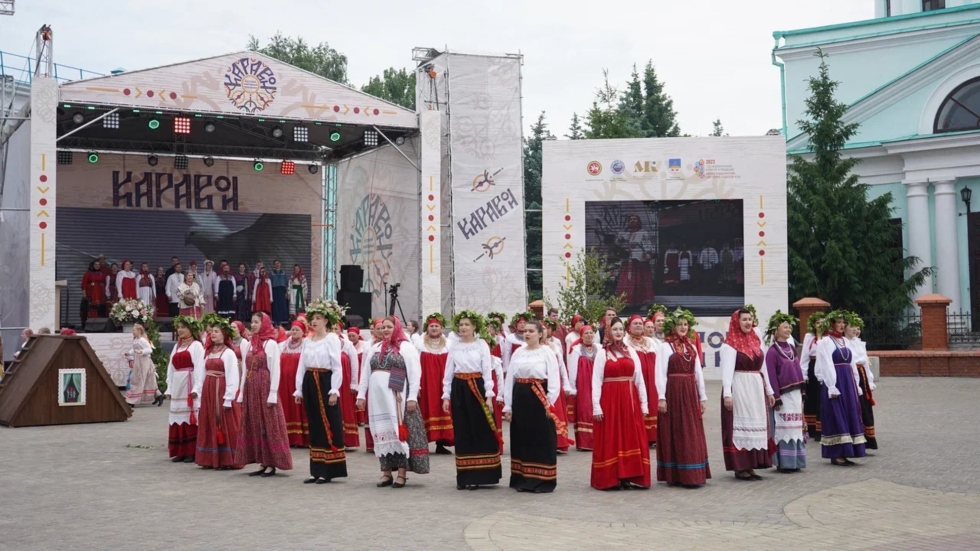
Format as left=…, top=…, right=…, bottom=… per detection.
left=340, top=265, right=364, bottom=292
left=345, top=314, right=365, bottom=329
left=337, top=291, right=371, bottom=325
left=82, top=318, right=112, bottom=333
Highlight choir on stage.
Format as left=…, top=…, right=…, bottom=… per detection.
left=153, top=297, right=881, bottom=491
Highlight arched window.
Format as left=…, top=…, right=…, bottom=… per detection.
left=935, top=77, right=980, bottom=133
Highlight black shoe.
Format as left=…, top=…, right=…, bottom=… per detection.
left=435, top=444, right=453, bottom=455
left=377, top=475, right=394, bottom=487
left=171, top=456, right=184, bottom=463
left=303, top=477, right=318, bottom=484
left=750, top=474, right=763, bottom=481
left=183, top=456, right=194, bottom=463
left=154, top=394, right=165, bottom=407
left=457, top=485, right=466, bottom=490
left=392, top=475, right=407, bottom=488
left=260, top=467, right=277, bottom=477
left=468, top=485, right=479, bottom=491
left=249, top=468, right=267, bottom=477
left=315, top=478, right=330, bottom=484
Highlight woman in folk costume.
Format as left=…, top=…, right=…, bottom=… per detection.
left=568, top=324, right=601, bottom=451
left=647, top=304, right=668, bottom=342
left=720, top=307, right=776, bottom=481
left=200, top=260, right=217, bottom=316
left=542, top=318, right=574, bottom=453
left=123, top=323, right=164, bottom=407
left=417, top=313, right=454, bottom=453
left=845, top=316, right=877, bottom=450
left=215, top=263, right=237, bottom=320
left=360, top=318, right=386, bottom=453
left=106, top=263, right=121, bottom=308
left=234, top=263, right=251, bottom=322
left=615, top=214, right=655, bottom=304
left=564, top=315, right=585, bottom=355
left=483, top=319, right=507, bottom=453
left=235, top=312, right=293, bottom=477
left=349, top=327, right=370, bottom=428
left=116, top=260, right=138, bottom=301
left=333, top=321, right=361, bottom=449
left=626, top=314, right=659, bottom=448
left=154, top=266, right=169, bottom=317
left=288, top=264, right=309, bottom=318
left=356, top=316, right=430, bottom=488
left=195, top=318, right=242, bottom=469
left=177, top=272, right=204, bottom=319
left=591, top=318, right=650, bottom=490
left=269, top=260, right=290, bottom=326
left=763, top=310, right=807, bottom=472
left=801, top=311, right=826, bottom=440
left=815, top=311, right=867, bottom=466
left=293, top=300, right=348, bottom=484
left=441, top=311, right=502, bottom=490
left=135, top=263, right=155, bottom=307
left=251, top=268, right=273, bottom=317
left=165, top=317, right=206, bottom=463
left=504, top=321, right=563, bottom=493
left=82, top=260, right=108, bottom=318
left=279, top=319, right=310, bottom=447
left=655, top=308, right=710, bottom=487
left=501, top=311, right=534, bottom=374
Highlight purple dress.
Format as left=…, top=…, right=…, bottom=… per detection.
left=819, top=339, right=867, bottom=459
left=765, top=342, right=807, bottom=469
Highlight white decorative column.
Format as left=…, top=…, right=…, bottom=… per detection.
left=419, top=110, right=442, bottom=316
left=933, top=180, right=961, bottom=312
left=905, top=181, right=933, bottom=299
left=29, top=76, right=59, bottom=329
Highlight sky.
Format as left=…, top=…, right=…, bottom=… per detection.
left=0, top=0, right=873, bottom=138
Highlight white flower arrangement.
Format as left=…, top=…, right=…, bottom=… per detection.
left=110, top=298, right=152, bottom=326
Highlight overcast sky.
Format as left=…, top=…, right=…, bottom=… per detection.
left=1, top=0, right=872, bottom=137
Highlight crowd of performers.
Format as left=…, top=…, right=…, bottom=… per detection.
left=147, top=300, right=878, bottom=492
left=80, top=255, right=309, bottom=328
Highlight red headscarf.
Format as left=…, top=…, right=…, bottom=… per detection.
left=570, top=324, right=594, bottom=349
left=381, top=316, right=409, bottom=357
left=290, top=319, right=307, bottom=335
left=425, top=315, right=443, bottom=327
left=249, top=313, right=276, bottom=357
left=724, top=309, right=762, bottom=358
left=207, top=328, right=233, bottom=354
left=276, top=325, right=289, bottom=343
left=602, top=318, right=629, bottom=356
left=372, top=318, right=384, bottom=328
left=231, top=320, right=246, bottom=359
left=627, top=314, right=645, bottom=336
left=348, top=327, right=360, bottom=336
left=292, top=265, right=304, bottom=279
left=652, top=311, right=666, bottom=322
left=570, top=314, right=583, bottom=328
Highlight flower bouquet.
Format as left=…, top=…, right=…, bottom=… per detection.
left=110, top=298, right=152, bottom=327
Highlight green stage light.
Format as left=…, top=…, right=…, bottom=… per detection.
left=148, top=119, right=160, bottom=130
left=253, top=160, right=264, bottom=172
left=87, top=152, right=99, bottom=164
left=330, top=131, right=341, bottom=142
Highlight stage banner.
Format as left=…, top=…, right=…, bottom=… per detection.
left=419, top=111, right=442, bottom=317
left=335, top=141, right=421, bottom=324
left=542, top=137, right=787, bottom=370
left=447, top=54, right=527, bottom=314
left=30, top=76, right=59, bottom=329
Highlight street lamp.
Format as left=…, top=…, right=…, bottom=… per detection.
left=962, top=186, right=973, bottom=215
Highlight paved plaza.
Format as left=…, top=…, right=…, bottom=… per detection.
left=1, top=378, right=979, bottom=550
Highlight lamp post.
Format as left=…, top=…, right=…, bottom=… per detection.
left=962, top=186, right=973, bottom=215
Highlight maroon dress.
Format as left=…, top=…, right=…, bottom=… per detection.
left=195, top=356, right=243, bottom=468
left=339, top=352, right=360, bottom=448
left=591, top=351, right=650, bottom=490
left=573, top=348, right=597, bottom=451
left=656, top=343, right=711, bottom=485
left=632, top=344, right=658, bottom=445
left=278, top=348, right=310, bottom=447
left=235, top=347, right=293, bottom=470
left=721, top=350, right=774, bottom=472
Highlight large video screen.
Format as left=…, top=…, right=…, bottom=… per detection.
left=585, top=200, right=744, bottom=317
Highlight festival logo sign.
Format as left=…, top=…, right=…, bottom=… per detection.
left=471, top=169, right=503, bottom=193
left=474, top=236, right=506, bottom=262
left=587, top=161, right=602, bottom=176
left=694, top=159, right=739, bottom=179
left=349, top=193, right=393, bottom=299
left=224, top=57, right=278, bottom=114
left=456, top=188, right=519, bottom=241
left=633, top=160, right=658, bottom=174
left=610, top=160, right=626, bottom=175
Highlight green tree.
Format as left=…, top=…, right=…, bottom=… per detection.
left=787, top=51, right=931, bottom=318
left=362, top=67, right=416, bottom=110
left=584, top=71, right=643, bottom=139
left=640, top=61, right=681, bottom=137
left=566, top=113, right=584, bottom=139
left=524, top=112, right=553, bottom=302
left=583, top=63, right=682, bottom=139
left=247, top=32, right=348, bottom=83
left=711, top=119, right=726, bottom=137
left=550, top=249, right=625, bottom=325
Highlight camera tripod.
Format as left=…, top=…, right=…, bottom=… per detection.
left=384, top=282, right=407, bottom=323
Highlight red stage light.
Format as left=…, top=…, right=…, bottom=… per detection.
left=281, top=161, right=295, bottom=175
left=174, top=117, right=191, bottom=134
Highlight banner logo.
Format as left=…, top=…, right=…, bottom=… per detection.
left=224, top=57, right=278, bottom=114
left=349, top=193, right=393, bottom=298
left=669, top=158, right=681, bottom=172
left=633, top=161, right=658, bottom=173
left=474, top=236, right=506, bottom=262
left=471, top=168, right=503, bottom=193
left=587, top=161, right=602, bottom=176
left=610, top=160, right=625, bottom=175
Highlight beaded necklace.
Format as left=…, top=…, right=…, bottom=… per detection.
left=774, top=340, right=795, bottom=361
left=831, top=335, right=851, bottom=363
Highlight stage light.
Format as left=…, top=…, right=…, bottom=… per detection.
left=203, top=156, right=215, bottom=167
left=293, top=126, right=309, bottom=142
left=72, top=112, right=85, bottom=124
left=308, top=164, right=319, bottom=174
left=57, top=151, right=73, bottom=165
left=174, top=155, right=189, bottom=170
left=253, top=160, right=264, bottom=172
left=87, top=152, right=99, bottom=164
left=364, top=130, right=379, bottom=147
left=204, top=121, right=216, bottom=133
left=103, top=112, right=120, bottom=129
left=147, top=155, right=159, bottom=166
left=330, top=131, right=341, bottom=142
left=174, top=117, right=191, bottom=135
left=148, top=118, right=160, bottom=130
left=394, top=136, right=406, bottom=146
left=281, top=161, right=295, bottom=175
left=271, top=125, right=284, bottom=138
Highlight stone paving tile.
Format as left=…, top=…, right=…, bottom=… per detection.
left=0, top=378, right=977, bottom=550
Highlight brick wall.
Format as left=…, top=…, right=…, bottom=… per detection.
left=872, top=351, right=980, bottom=377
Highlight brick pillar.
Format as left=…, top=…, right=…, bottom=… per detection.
left=915, top=294, right=952, bottom=351
left=529, top=300, right=545, bottom=320
left=793, top=297, right=831, bottom=342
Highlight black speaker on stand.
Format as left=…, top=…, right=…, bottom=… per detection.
left=337, top=291, right=371, bottom=324
left=340, top=265, right=364, bottom=292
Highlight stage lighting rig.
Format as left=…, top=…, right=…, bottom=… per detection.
left=293, top=126, right=309, bottom=142
left=281, top=161, right=295, bottom=175
left=57, top=151, right=73, bottom=165
left=364, top=130, right=379, bottom=147
left=203, top=156, right=215, bottom=167
left=72, top=112, right=84, bottom=124
left=272, top=126, right=284, bottom=138
left=103, top=112, right=120, bottom=129
left=204, top=121, right=217, bottom=133
left=147, top=155, right=159, bottom=166
left=174, top=117, right=191, bottom=135
left=253, top=160, right=264, bottom=172
left=308, top=164, right=319, bottom=174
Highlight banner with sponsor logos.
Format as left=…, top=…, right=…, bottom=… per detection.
left=446, top=53, right=527, bottom=314
left=335, top=141, right=421, bottom=324
left=542, top=137, right=787, bottom=370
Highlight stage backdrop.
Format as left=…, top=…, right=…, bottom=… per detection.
left=56, top=154, right=322, bottom=327
left=542, top=137, right=787, bottom=369
left=335, top=141, right=422, bottom=325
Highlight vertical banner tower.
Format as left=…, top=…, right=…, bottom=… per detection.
left=29, top=27, right=58, bottom=329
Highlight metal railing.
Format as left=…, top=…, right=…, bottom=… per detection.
left=862, top=313, right=922, bottom=351
left=948, top=311, right=980, bottom=346
left=0, top=50, right=102, bottom=85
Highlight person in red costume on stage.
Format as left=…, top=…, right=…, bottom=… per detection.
left=117, top=260, right=138, bottom=301
left=417, top=313, right=454, bottom=454
left=251, top=267, right=273, bottom=317
left=82, top=260, right=108, bottom=319
left=278, top=319, right=310, bottom=447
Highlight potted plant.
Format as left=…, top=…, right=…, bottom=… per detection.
left=109, top=299, right=152, bottom=333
